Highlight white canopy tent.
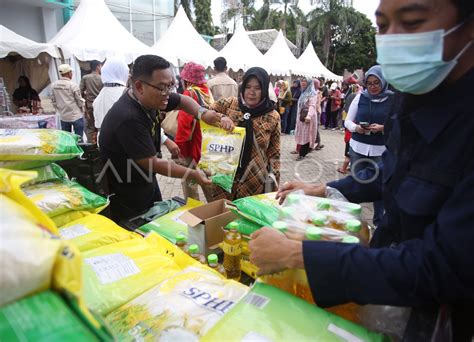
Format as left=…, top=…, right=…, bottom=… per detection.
left=49, top=0, right=151, bottom=64
left=152, top=6, right=218, bottom=68
left=298, top=41, right=342, bottom=81
left=0, top=25, right=59, bottom=59
left=219, top=24, right=265, bottom=72
left=262, top=30, right=301, bottom=76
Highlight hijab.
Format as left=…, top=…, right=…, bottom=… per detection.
left=237, top=67, right=275, bottom=176
left=278, top=81, right=289, bottom=100
left=362, top=65, right=393, bottom=100
left=290, top=80, right=301, bottom=100
left=13, top=76, right=38, bottom=101
left=101, top=57, right=129, bottom=85
left=297, top=77, right=317, bottom=114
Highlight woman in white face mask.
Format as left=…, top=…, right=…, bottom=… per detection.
left=249, top=0, right=474, bottom=340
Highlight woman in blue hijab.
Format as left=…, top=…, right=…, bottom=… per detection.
left=344, top=65, right=394, bottom=226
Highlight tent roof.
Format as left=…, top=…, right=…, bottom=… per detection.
left=49, top=0, right=151, bottom=63
left=262, top=30, right=301, bottom=76
left=298, top=41, right=342, bottom=80
left=152, top=6, right=218, bottom=68
left=219, top=25, right=265, bottom=72
left=0, top=25, right=59, bottom=59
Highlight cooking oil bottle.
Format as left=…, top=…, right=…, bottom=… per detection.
left=175, top=233, right=188, bottom=253
left=188, top=244, right=206, bottom=264
left=207, top=254, right=226, bottom=277
left=222, top=225, right=242, bottom=281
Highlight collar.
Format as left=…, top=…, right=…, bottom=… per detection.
left=59, top=76, right=70, bottom=80
left=407, top=68, right=474, bottom=143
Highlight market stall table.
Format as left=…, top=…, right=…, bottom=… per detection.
left=0, top=113, right=57, bottom=129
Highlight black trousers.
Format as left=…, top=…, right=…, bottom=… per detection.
left=299, top=143, right=311, bottom=157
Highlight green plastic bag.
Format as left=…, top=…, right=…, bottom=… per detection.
left=22, top=179, right=108, bottom=218
left=202, top=282, right=389, bottom=342
left=231, top=193, right=281, bottom=227
left=0, top=129, right=83, bottom=161
left=0, top=290, right=112, bottom=342
left=22, top=163, right=69, bottom=187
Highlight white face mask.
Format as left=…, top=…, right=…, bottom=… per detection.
left=375, top=23, right=472, bottom=94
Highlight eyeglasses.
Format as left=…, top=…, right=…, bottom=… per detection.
left=366, top=81, right=381, bottom=88
left=140, top=80, right=176, bottom=95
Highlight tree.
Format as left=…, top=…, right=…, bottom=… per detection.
left=221, top=0, right=256, bottom=32
left=307, top=0, right=365, bottom=66
left=195, top=0, right=215, bottom=36
left=175, top=0, right=193, bottom=23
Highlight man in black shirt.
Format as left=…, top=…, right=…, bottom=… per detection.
left=99, top=55, right=225, bottom=221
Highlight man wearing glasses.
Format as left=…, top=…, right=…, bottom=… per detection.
left=99, top=55, right=228, bottom=222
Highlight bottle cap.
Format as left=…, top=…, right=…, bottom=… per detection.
left=311, top=213, right=327, bottom=226
left=189, top=244, right=199, bottom=254
left=306, top=227, right=323, bottom=240
left=272, top=221, right=288, bottom=232
left=345, top=219, right=362, bottom=233
left=176, top=233, right=187, bottom=243
left=286, top=194, right=299, bottom=204
left=227, top=221, right=239, bottom=230
left=281, top=207, right=295, bottom=218
left=208, top=254, right=218, bottom=264
left=342, top=236, right=360, bottom=244
left=347, top=203, right=362, bottom=215
left=317, top=201, right=331, bottom=210
left=139, top=226, right=151, bottom=233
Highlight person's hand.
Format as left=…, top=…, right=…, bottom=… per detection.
left=355, top=125, right=370, bottom=134
left=201, top=110, right=221, bottom=126
left=191, top=169, right=212, bottom=186
left=276, top=181, right=326, bottom=205
left=164, top=139, right=180, bottom=159
left=305, top=116, right=311, bottom=123
left=249, top=227, right=303, bottom=276
left=369, top=123, right=383, bottom=133
left=220, top=116, right=234, bottom=131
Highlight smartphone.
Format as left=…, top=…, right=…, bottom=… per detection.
left=359, top=122, right=370, bottom=128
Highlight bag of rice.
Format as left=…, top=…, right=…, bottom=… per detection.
left=106, top=266, right=249, bottom=341
left=22, top=163, right=69, bottom=187
left=0, top=129, right=83, bottom=161
left=0, top=160, right=50, bottom=170
left=202, top=282, right=388, bottom=342
left=82, top=237, right=182, bottom=315
left=230, top=192, right=281, bottom=227
left=22, top=179, right=108, bottom=218
left=198, top=122, right=245, bottom=192
left=52, top=210, right=91, bottom=227
left=59, top=214, right=140, bottom=252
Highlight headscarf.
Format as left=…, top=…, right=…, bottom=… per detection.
left=313, top=78, right=320, bottom=91
left=290, top=80, right=301, bottom=101
left=362, top=65, right=393, bottom=100
left=297, top=77, right=317, bottom=115
left=13, top=76, right=39, bottom=102
left=237, top=67, right=275, bottom=176
left=278, top=81, right=289, bottom=100
left=101, top=57, right=129, bottom=85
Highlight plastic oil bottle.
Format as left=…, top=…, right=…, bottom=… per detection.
left=188, top=244, right=206, bottom=264
left=207, top=254, right=226, bottom=277
left=222, top=224, right=242, bottom=281
left=175, top=233, right=189, bottom=253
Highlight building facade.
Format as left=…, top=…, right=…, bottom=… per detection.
left=0, top=0, right=174, bottom=46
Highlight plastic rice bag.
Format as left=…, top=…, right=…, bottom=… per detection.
left=22, top=163, right=69, bottom=187
left=198, top=121, right=245, bottom=192
left=0, top=129, right=83, bottom=161
left=59, top=214, right=139, bottom=252
left=106, top=266, right=249, bottom=341
left=22, top=179, right=108, bottom=218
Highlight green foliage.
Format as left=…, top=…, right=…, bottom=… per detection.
left=195, top=0, right=215, bottom=36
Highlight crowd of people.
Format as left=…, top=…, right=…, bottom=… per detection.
left=6, top=0, right=474, bottom=338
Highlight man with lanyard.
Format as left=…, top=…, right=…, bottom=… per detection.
left=99, top=55, right=227, bottom=222
left=249, top=0, right=474, bottom=339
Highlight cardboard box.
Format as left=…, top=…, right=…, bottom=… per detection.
left=180, top=199, right=237, bottom=255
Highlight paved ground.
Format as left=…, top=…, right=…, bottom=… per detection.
left=158, top=128, right=374, bottom=224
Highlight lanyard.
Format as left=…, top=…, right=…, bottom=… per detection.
left=128, top=89, right=161, bottom=138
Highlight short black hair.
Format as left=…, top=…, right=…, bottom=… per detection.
left=213, top=57, right=227, bottom=72
left=131, top=55, right=170, bottom=81
left=453, top=0, right=474, bottom=20
left=90, top=60, right=102, bottom=71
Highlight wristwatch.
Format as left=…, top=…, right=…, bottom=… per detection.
left=197, top=106, right=207, bottom=120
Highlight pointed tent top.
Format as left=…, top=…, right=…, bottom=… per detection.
left=298, top=41, right=342, bottom=80
left=0, top=25, right=59, bottom=59
left=152, top=6, right=218, bottom=68
left=220, top=25, right=264, bottom=72
left=49, top=0, right=151, bottom=63
left=262, top=30, right=301, bottom=76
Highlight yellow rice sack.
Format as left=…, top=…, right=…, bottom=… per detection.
left=59, top=214, right=139, bottom=252
left=52, top=210, right=91, bottom=227
left=106, top=266, right=249, bottom=341
left=82, top=237, right=182, bottom=315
